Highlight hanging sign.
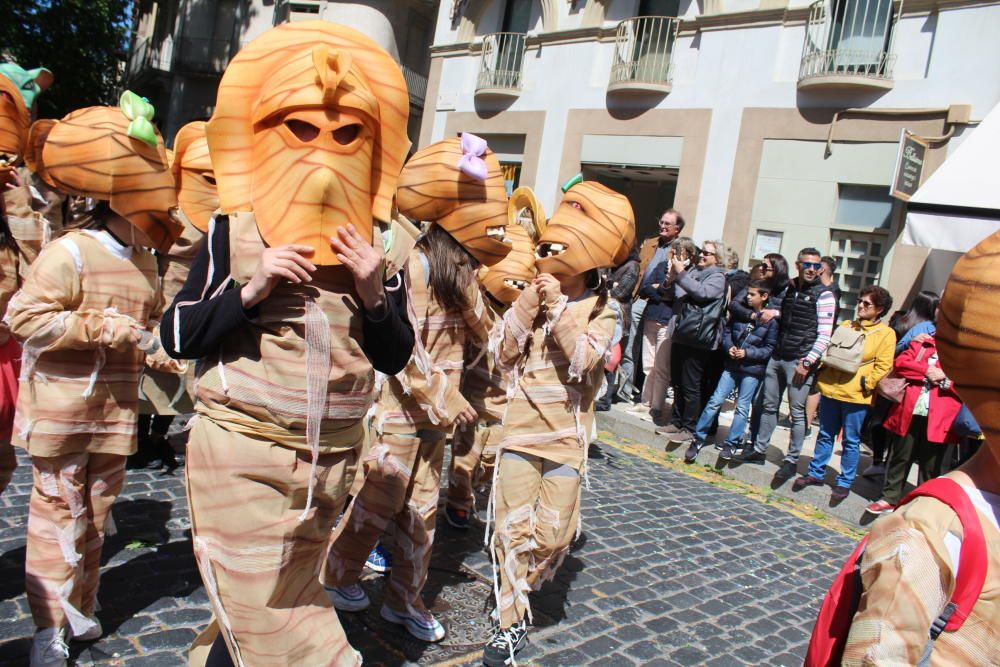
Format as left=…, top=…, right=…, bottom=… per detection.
left=891, top=129, right=928, bottom=201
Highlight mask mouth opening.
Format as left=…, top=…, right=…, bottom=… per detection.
left=503, top=278, right=529, bottom=290
left=0, top=152, right=17, bottom=167
left=486, top=225, right=507, bottom=241
left=536, top=242, right=566, bottom=259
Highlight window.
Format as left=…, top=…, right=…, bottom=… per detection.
left=835, top=184, right=892, bottom=230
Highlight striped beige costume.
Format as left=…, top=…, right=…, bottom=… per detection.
left=492, top=286, right=615, bottom=626
left=8, top=230, right=159, bottom=635
left=325, top=245, right=493, bottom=614
left=4, top=166, right=66, bottom=277
left=184, top=213, right=375, bottom=667
left=0, top=244, right=22, bottom=494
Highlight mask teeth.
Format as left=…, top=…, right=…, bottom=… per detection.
left=504, top=278, right=528, bottom=290
left=0, top=153, right=16, bottom=168
left=536, top=242, right=566, bottom=259
left=486, top=225, right=507, bottom=240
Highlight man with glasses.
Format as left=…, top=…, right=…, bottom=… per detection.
left=618, top=208, right=684, bottom=402
left=735, top=248, right=836, bottom=480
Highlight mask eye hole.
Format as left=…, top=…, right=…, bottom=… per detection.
left=285, top=119, right=321, bottom=142
left=333, top=123, right=362, bottom=145
left=568, top=201, right=583, bottom=210
left=0, top=91, right=13, bottom=104
left=202, top=173, right=217, bottom=186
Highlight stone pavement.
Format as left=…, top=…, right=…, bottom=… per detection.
left=0, top=431, right=857, bottom=666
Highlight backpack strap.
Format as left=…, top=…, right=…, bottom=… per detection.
left=896, top=477, right=987, bottom=666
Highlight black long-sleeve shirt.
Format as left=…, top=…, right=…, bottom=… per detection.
left=160, top=216, right=414, bottom=375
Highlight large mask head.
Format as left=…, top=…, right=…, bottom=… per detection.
left=535, top=178, right=635, bottom=278
left=207, top=21, right=410, bottom=266
left=25, top=91, right=181, bottom=251
left=0, top=63, right=53, bottom=109
left=171, top=121, right=218, bottom=232
left=0, top=74, right=28, bottom=167
left=478, top=186, right=546, bottom=304
left=396, top=133, right=512, bottom=267
left=936, top=230, right=1000, bottom=443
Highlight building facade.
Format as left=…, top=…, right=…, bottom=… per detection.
left=124, top=0, right=438, bottom=147
left=421, top=0, right=1000, bottom=314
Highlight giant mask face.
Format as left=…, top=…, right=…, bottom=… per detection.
left=396, top=133, right=512, bottom=267
left=479, top=186, right=546, bottom=304
left=937, top=230, right=1000, bottom=443
left=207, top=21, right=410, bottom=266
left=25, top=91, right=181, bottom=251
left=0, top=63, right=53, bottom=109
left=0, top=74, right=28, bottom=167
left=171, top=121, right=218, bottom=232
left=535, top=179, right=635, bottom=278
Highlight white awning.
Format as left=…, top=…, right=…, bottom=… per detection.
left=903, top=102, right=1000, bottom=252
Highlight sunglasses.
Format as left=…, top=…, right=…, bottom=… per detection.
left=800, top=261, right=822, bottom=270
left=760, top=264, right=774, bottom=272
left=658, top=219, right=678, bottom=226
left=858, top=299, right=875, bottom=308
left=699, top=249, right=715, bottom=256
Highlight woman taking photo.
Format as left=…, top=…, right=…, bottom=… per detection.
left=793, top=285, right=896, bottom=501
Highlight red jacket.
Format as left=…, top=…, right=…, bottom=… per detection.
left=882, top=337, right=962, bottom=443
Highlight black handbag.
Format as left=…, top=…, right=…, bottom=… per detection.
left=672, top=293, right=727, bottom=350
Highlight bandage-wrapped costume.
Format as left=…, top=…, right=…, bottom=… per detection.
left=159, top=22, right=414, bottom=666
left=7, top=93, right=181, bottom=638
left=324, top=134, right=511, bottom=624
left=138, top=121, right=214, bottom=417
left=447, top=188, right=543, bottom=515
left=841, top=231, right=1000, bottom=664
left=491, top=180, right=635, bottom=628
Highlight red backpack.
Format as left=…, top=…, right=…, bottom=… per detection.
left=805, top=477, right=987, bottom=667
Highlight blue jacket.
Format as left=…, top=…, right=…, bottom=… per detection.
left=722, top=315, right=779, bottom=378
left=639, top=260, right=675, bottom=324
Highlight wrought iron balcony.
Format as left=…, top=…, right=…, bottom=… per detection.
left=475, top=32, right=527, bottom=98
left=126, top=38, right=172, bottom=79
left=608, top=16, right=679, bottom=94
left=401, top=63, right=429, bottom=108
left=175, top=38, right=233, bottom=75
left=798, top=0, right=902, bottom=91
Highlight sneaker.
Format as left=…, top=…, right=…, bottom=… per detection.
left=71, top=615, right=102, bottom=642
left=365, top=543, right=391, bottom=573
left=831, top=486, right=850, bottom=502
left=445, top=505, right=470, bottom=530
left=861, top=463, right=886, bottom=479
left=380, top=605, right=445, bottom=642
left=735, top=448, right=766, bottom=464
left=654, top=423, right=682, bottom=436
left=326, top=583, right=371, bottom=612
left=792, top=475, right=824, bottom=491
left=713, top=442, right=725, bottom=451
left=30, top=627, right=69, bottom=667
left=775, top=461, right=797, bottom=480
left=483, top=618, right=529, bottom=667
left=865, top=499, right=896, bottom=515
left=719, top=444, right=735, bottom=460
left=670, top=429, right=695, bottom=445
left=683, top=440, right=704, bottom=463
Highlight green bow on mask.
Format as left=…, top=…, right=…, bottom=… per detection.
left=119, top=90, right=157, bottom=147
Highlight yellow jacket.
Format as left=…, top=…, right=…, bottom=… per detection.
left=817, top=319, right=896, bottom=404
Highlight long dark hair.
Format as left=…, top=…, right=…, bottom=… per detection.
left=0, top=182, right=22, bottom=255
left=584, top=268, right=609, bottom=322
left=418, top=222, right=477, bottom=313
left=898, top=290, right=940, bottom=333
left=764, top=253, right=789, bottom=293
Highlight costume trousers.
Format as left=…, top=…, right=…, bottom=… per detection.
left=25, top=452, right=125, bottom=635
left=325, top=429, right=445, bottom=614
left=493, top=450, right=580, bottom=628
left=185, top=418, right=360, bottom=667
left=641, top=320, right=672, bottom=412
left=447, top=420, right=500, bottom=512
left=0, top=441, right=15, bottom=495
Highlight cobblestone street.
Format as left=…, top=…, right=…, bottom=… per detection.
left=0, top=431, right=856, bottom=666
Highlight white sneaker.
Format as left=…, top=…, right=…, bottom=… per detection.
left=72, top=616, right=102, bottom=642
left=380, top=604, right=446, bottom=642
left=30, top=627, right=69, bottom=667
left=325, top=583, right=370, bottom=612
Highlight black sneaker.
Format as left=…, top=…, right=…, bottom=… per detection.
left=719, top=444, right=735, bottom=460
left=483, top=619, right=528, bottom=666
left=735, top=448, right=766, bottom=464
left=775, top=461, right=797, bottom=480
left=683, top=440, right=704, bottom=463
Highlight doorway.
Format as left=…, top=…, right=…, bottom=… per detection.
left=581, top=164, right=678, bottom=243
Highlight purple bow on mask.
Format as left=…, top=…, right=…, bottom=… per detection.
left=458, top=132, right=489, bottom=181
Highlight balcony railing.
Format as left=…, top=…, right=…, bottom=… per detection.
left=400, top=64, right=429, bottom=108
left=127, top=38, right=172, bottom=79
left=609, top=16, right=680, bottom=94
left=476, top=32, right=526, bottom=97
left=798, top=0, right=902, bottom=90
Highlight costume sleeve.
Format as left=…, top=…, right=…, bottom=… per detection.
left=497, top=284, right=541, bottom=370
left=862, top=328, right=898, bottom=391
left=6, top=243, right=134, bottom=352
left=843, top=511, right=952, bottom=666
left=160, top=217, right=250, bottom=360
left=460, top=282, right=494, bottom=345
left=675, top=269, right=725, bottom=303
left=361, top=271, right=414, bottom=375
left=547, top=298, right=616, bottom=382
left=804, top=290, right=837, bottom=365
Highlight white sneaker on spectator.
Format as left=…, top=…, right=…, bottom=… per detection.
left=30, top=627, right=69, bottom=667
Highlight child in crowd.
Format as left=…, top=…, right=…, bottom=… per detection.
left=685, top=279, right=778, bottom=462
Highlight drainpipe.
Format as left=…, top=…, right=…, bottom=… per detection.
left=824, top=104, right=973, bottom=158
